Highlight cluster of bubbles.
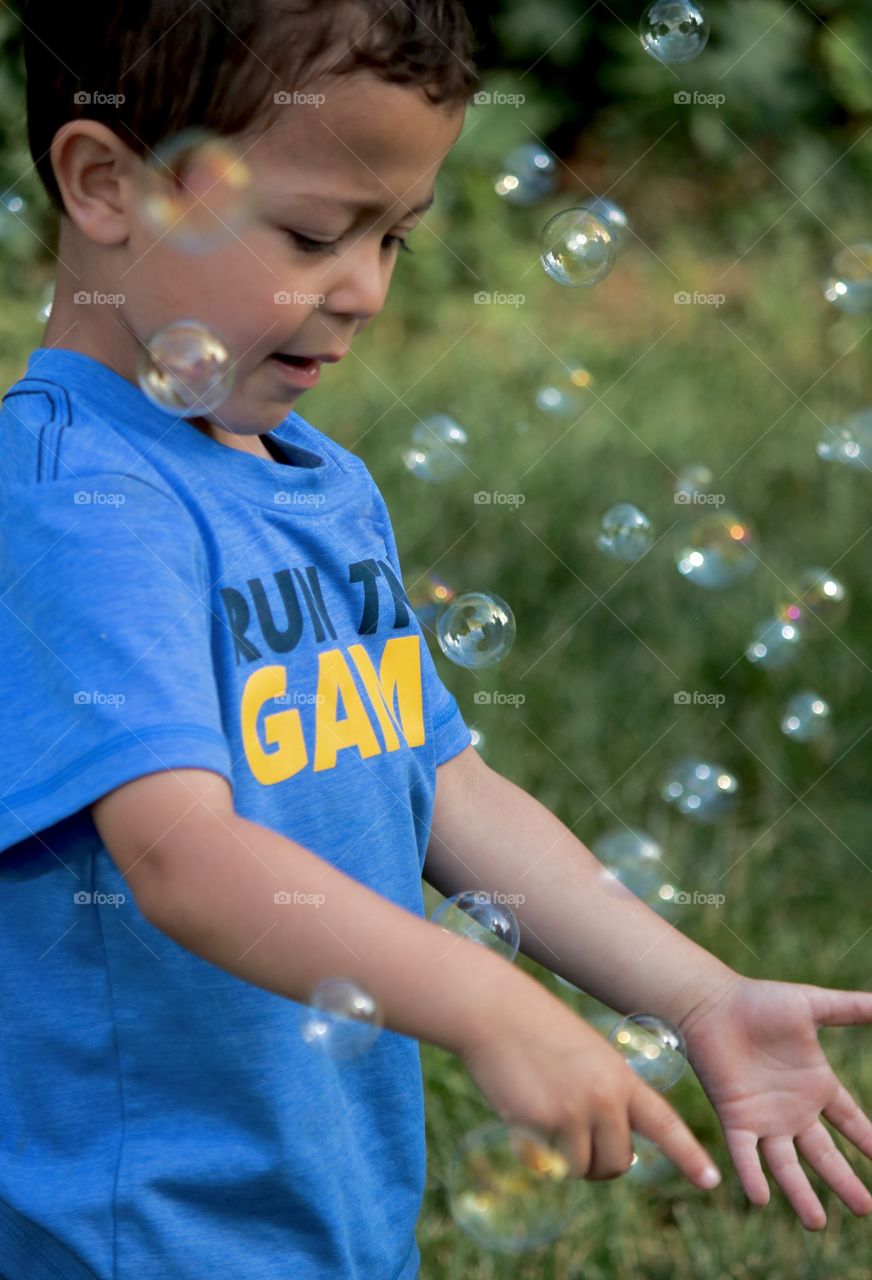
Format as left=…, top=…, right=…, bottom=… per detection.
left=662, top=759, right=739, bottom=824
left=299, top=978, right=383, bottom=1061
left=429, top=889, right=521, bottom=963
left=608, top=1012, right=687, bottom=1092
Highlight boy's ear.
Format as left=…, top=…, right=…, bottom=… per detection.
left=49, top=119, right=141, bottom=246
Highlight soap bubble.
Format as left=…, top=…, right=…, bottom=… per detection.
left=402, top=414, right=468, bottom=483
left=662, top=759, right=739, bottom=824
left=138, top=128, right=255, bottom=252
left=437, top=591, right=516, bottom=668
left=776, top=567, right=849, bottom=637
left=596, top=503, right=654, bottom=562
left=578, top=196, right=630, bottom=253
left=674, top=462, right=713, bottom=500
left=138, top=320, right=236, bottom=414
left=781, top=692, right=831, bottom=742
left=675, top=512, right=756, bottom=589
left=540, top=207, right=617, bottom=287
left=0, top=190, right=29, bottom=246
left=817, top=410, right=872, bottom=470
left=627, top=1135, right=676, bottom=1185
left=609, top=1013, right=687, bottom=1092
left=640, top=1, right=710, bottom=65
left=534, top=366, right=595, bottom=417
left=470, top=727, right=487, bottom=754
left=495, top=144, right=559, bottom=206
left=37, top=279, right=55, bottom=324
left=430, top=890, right=521, bottom=963
left=823, top=244, right=872, bottom=314
left=592, top=828, right=668, bottom=905
left=745, top=616, right=802, bottom=670
left=447, top=1123, right=575, bottom=1253
left=300, top=978, right=382, bottom=1061
left=408, top=572, right=456, bottom=629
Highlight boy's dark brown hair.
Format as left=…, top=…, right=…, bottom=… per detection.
left=22, top=0, right=481, bottom=215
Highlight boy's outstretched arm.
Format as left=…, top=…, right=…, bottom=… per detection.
left=427, top=745, right=872, bottom=1230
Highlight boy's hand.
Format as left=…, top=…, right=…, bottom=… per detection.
left=460, top=994, right=721, bottom=1190
left=679, top=975, right=872, bottom=1229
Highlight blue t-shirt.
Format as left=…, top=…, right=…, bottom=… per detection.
left=0, top=347, right=471, bottom=1280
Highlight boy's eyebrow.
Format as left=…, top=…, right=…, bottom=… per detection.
left=288, top=191, right=436, bottom=219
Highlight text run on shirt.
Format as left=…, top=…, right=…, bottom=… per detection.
left=220, top=554, right=424, bottom=783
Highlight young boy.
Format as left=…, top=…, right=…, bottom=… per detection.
left=0, top=2, right=870, bottom=1277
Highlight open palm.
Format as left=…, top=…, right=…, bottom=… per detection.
left=680, top=977, right=872, bottom=1229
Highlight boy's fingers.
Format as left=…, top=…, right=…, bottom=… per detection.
left=806, top=985, right=872, bottom=1028
left=724, top=1128, right=769, bottom=1206
left=760, top=1135, right=827, bottom=1231
left=629, top=1089, right=720, bottom=1190
left=795, top=1123, right=872, bottom=1218
left=823, top=1083, right=872, bottom=1161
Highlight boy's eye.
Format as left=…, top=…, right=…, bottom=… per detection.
left=285, top=230, right=414, bottom=256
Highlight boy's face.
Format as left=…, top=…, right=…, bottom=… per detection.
left=63, top=74, right=466, bottom=443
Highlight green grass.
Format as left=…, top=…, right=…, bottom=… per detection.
left=6, top=143, right=872, bottom=1276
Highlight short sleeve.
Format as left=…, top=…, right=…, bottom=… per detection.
left=366, top=478, right=471, bottom=768
left=0, top=474, right=233, bottom=853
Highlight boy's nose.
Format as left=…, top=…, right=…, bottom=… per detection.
left=322, top=248, right=392, bottom=324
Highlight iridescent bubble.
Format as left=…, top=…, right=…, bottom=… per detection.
left=596, top=503, right=654, bottom=562
left=408, top=572, right=456, bottom=629
left=675, top=512, right=756, bottom=589
left=430, top=889, right=520, bottom=963
left=495, top=144, right=559, bottom=207
left=674, top=462, right=713, bottom=501
left=447, top=1123, right=575, bottom=1253
left=534, top=366, right=595, bottom=418
left=609, top=1013, right=687, bottom=1092
left=662, top=759, right=739, bottom=824
left=593, top=828, right=667, bottom=905
left=138, top=128, right=255, bottom=252
left=37, top=279, right=55, bottom=324
left=745, top=616, right=802, bottom=670
left=402, top=414, right=468, bottom=483
left=300, top=978, right=383, bottom=1061
left=776, top=567, right=849, bottom=637
left=138, top=320, right=236, bottom=414
left=0, top=190, right=29, bottom=245
left=540, top=207, right=617, bottom=287
left=627, top=1135, right=676, bottom=1186
left=437, top=591, right=516, bottom=669
left=578, top=197, right=630, bottom=253
left=781, top=691, right=831, bottom=742
left=640, top=1, right=710, bottom=65
left=470, top=726, right=487, bottom=754
left=817, top=410, right=872, bottom=470
left=823, top=244, right=872, bottom=315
